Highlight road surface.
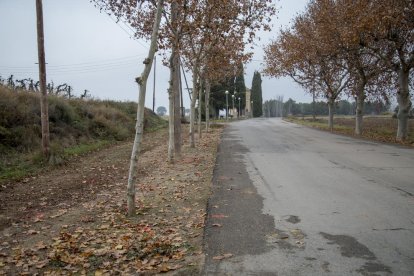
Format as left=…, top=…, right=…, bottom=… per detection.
left=203, top=118, right=414, bottom=275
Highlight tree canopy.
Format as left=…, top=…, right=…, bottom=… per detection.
left=264, top=0, right=413, bottom=139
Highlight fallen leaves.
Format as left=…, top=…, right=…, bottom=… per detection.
left=27, top=229, right=39, bottom=235
left=0, top=127, right=223, bottom=275
left=212, top=253, right=233, bottom=260
left=49, top=209, right=67, bottom=219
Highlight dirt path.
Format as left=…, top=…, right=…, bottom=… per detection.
left=0, top=126, right=222, bottom=275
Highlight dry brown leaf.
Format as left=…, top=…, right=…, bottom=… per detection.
left=27, top=229, right=39, bottom=235
left=211, top=214, right=229, bottom=219
left=49, top=209, right=67, bottom=218
left=212, top=253, right=233, bottom=260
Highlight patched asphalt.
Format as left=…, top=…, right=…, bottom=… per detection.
left=203, top=130, right=276, bottom=275
left=203, top=118, right=414, bottom=275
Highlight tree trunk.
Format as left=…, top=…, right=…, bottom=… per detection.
left=168, top=0, right=178, bottom=162
left=205, top=78, right=211, bottom=133
left=172, top=2, right=181, bottom=157
left=396, top=68, right=411, bottom=141
left=312, top=91, right=316, bottom=121
left=168, top=54, right=175, bottom=163
left=173, top=53, right=181, bottom=157
left=127, top=0, right=164, bottom=217
left=36, top=0, right=50, bottom=159
left=190, top=65, right=199, bottom=148
left=328, top=98, right=335, bottom=132
left=355, top=83, right=365, bottom=136
left=198, top=80, right=202, bottom=139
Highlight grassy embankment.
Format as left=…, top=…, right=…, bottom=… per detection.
left=0, top=86, right=167, bottom=182
left=285, top=115, right=414, bottom=146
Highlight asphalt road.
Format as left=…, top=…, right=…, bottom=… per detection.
left=203, top=118, right=414, bottom=275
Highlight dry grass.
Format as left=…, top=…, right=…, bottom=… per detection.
left=0, top=86, right=167, bottom=182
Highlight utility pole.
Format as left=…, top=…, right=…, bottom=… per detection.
left=36, top=0, right=50, bottom=159
left=152, top=55, right=156, bottom=112
left=180, top=58, right=192, bottom=101
left=238, top=97, right=241, bottom=119
left=232, top=94, right=235, bottom=118
left=225, top=90, right=229, bottom=120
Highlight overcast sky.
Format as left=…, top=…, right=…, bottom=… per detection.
left=0, top=0, right=311, bottom=111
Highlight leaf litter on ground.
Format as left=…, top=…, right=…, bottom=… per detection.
left=0, top=126, right=223, bottom=275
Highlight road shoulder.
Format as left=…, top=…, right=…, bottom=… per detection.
left=203, top=127, right=276, bottom=275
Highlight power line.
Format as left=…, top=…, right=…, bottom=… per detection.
left=93, top=1, right=150, bottom=50
left=1, top=62, right=142, bottom=76
left=0, top=54, right=146, bottom=71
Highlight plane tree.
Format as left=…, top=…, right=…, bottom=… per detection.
left=357, top=0, right=413, bottom=141
left=180, top=0, right=276, bottom=146
left=265, top=0, right=413, bottom=139
left=264, top=8, right=351, bottom=131
left=92, top=0, right=164, bottom=216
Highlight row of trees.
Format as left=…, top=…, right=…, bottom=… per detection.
left=21, top=0, right=271, bottom=216
left=93, top=0, right=276, bottom=215
left=157, top=67, right=263, bottom=120
left=264, top=0, right=413, bottom=140
left=0, top=74, right=90, bottom=99
left=207, top=67, right=265, bottom=119
left=263, top=98, right=390, bottom=118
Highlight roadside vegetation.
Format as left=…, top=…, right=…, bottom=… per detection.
left=0, top=86, right=167, bottom=183
left=264, top=0, right=413, bottom=141
left=285, top=116, right=414, bottom=146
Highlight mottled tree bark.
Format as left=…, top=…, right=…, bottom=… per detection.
left=198, top=80, right=202, bottom=139
left=190, top=65, right=199, bottom=148
left=355, top=82, right=366, bottom=136
left=168, top=52, right=175, bottom=163
left=328, top=98, right=335, bottom=132
left=205, top=78, right=211, bottom=133
left=127, top=0, right=164, bottom=217
left=396, top=67, right=411, bottom=141
left=173, top=53, right=181, bottom=157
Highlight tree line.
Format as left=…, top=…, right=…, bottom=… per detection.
left=91, top=0, right=275, bottom=215
left=264, top=0, right=413, bottom=140
left=25, top=0, right=274, bottom=216
left=263, top=98, right=390, bottom=118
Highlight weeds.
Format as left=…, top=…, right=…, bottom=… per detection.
left=0, top=86, right=166, bottom=183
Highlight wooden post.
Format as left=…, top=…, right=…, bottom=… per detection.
left=36, top=0, right=50, bottom=159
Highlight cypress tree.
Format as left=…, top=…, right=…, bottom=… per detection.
left=234, top=63, right=246, bottom=114
left=251, top=71, right=263, bottom=117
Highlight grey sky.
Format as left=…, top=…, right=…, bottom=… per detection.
left=0, top=0, right=310, bottom=111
